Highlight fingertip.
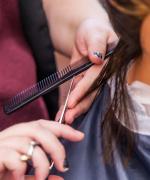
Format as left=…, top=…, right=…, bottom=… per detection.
left=75, top=130, right=85, bottom=140
left=93, top=51, right=103, bottom=59
left=63, top=158, right=69, bottom=172
left=53, top=159, right=67, bottom=173
left=55, top=106, right=64, bottom=121
left=88, top=51, right=104, bottom=64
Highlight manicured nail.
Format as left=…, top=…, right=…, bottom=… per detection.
left=63, top=158, right=69, bottom=172
left=93, top=51, right=103, bottom=60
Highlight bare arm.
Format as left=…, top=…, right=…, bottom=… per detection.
left=43, top=0, right=110, bottom=56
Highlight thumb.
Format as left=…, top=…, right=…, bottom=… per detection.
left=87, top=35, right=107, bottom=64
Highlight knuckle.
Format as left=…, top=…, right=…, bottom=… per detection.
left=62, top=124, right=72, bottom=131
left=14, top=164, right=25, bottom=172
left=79, top=103, right=88, bottom=113
left=34, top=120, right=45, bottom=130
left=13, top=136, right=31, bottom=145
left=21, top=137, right=31, bottom=145
left=37, top=119, right=45, bottom=125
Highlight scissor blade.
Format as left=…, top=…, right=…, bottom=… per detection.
left=49, top=78, right=74, bottom=171
left=58, top=77, right=74, bottom=124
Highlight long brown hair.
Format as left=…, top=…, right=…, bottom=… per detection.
left=91, top=0, right=150, bottom=162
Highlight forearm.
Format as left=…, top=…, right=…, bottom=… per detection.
left=43, top=0, right=110, bottom=57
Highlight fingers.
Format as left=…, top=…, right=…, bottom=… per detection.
left=65, top=90, right=97, bottom=124
left=55, top=105, right=64, bottom=122
left=0, top=121, right=84, bottom=173
left=35, top=122, right=84, bottom=171
left=0, top=137, right=49, bottom=180
left=83, top=20, right=108, bottom=63
left=68, top=65, right=102, bottom=108
left=0, top=134, right=64, bottom=177
left=72, top=35, right=104, bottom=65
left=56, top=90, right=97, bottom=124
left=56, top=65, right=101, bottom=123
left=0, top=121, right=84, bottom=142
left=33, top=127, right=66, bottom=172
left=25, top=176, right=35, bottom=180
left=72, top=18, right=117, bottom=65
left=87, top=35, right=106, bottom=63
left=0, top=147, right=26, bottom=180
left=32, top=146, right=50, bottom=180
left=37, top=121, right=84, bottom=141
left=0, top=135, right=66, bottom=178
left=31, top=122, right=84, bottom=172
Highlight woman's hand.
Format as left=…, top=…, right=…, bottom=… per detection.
left=71, top=18, right=117, bottom=64
left=56, top=18, right=118, bottom=124
left=0, top=120, right=84, bottom=180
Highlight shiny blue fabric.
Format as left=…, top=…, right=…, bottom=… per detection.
left=51, top=85, right=150, bottom=180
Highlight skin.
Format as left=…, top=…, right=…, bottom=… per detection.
left=56, top=18, right=117, bottom=124
left=0, top=1, right=117, bottom=179
left=0, top=121, right=84, bottom=180
left=128, top=14, right=150, bottom=85
left=22, top=13, right=150, bottom=180
left=53, top=9, right=150, bottom=180
left=43, top=0, right=111, bottom=57
left=46, top=0, right=118, bottom=124
left=66, top=11, right=150, bottom=126
left=43, top=0, right=117, bottom=123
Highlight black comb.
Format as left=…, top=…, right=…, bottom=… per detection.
left=3, top=50, right=113, bottom=114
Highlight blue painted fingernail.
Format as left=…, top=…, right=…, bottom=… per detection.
left=93, top=51, right=103, bottom=60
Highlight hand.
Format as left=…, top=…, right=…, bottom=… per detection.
left=25, top=175, right=63, bottom=180
left=56, top=18, right=118, bottom=124
left=71, top=18, right=118, bottom=64
left=0, top=120, right=84, bottom=180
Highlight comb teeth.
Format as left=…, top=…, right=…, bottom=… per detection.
left=4, top=64, right=73, bottom=114
left=58, top=65, right=72, bottom=78
left=3, top=50, right=114, bottom=114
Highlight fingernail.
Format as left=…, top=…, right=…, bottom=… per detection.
left=63, top=158, right=69, bottom=172
left=93, top=51, right=103, bottom=60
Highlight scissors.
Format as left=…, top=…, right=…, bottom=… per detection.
left=49, top=77, right=75, bottom=170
